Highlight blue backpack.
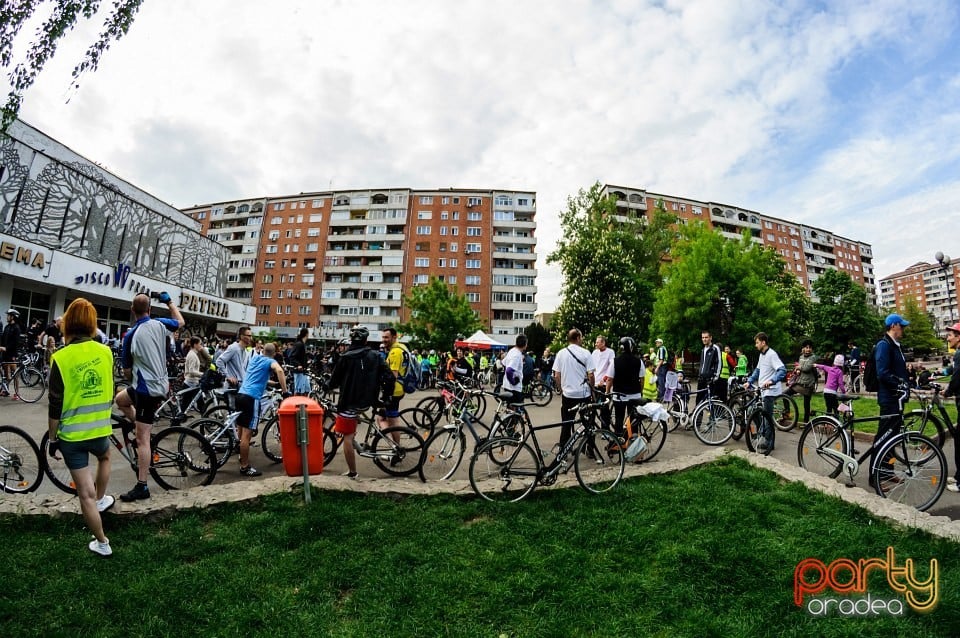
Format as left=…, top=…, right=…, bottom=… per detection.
left=400, top=347, right=421, bottom=394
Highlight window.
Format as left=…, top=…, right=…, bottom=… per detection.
left=467, top=227, right=481, bottom=236
left=451, top=227, right=459, bottom=236
left=467, top=212, right=481, bottom=221
left=415, top=258, right=430, bottom=267
left=466, top=259, right=481, bottom=269
left=517, top=198, right=529, bottom=206
left=416, top=226, right=432, bottom=235
left=448, top=275, right=456, bottom=285
left=264, top=260, right=275, bottom=269
left=299, top=289, right=313, bottom=299
left=466, top=292, right=480, bottom=302
left=453, top=197, right=460, bottom=204
left=442, top=196, right=450, bottom=204
left=419, top=196, right=433, bottom=204
left=452, top=211, right=460, bottom=220
left=266, top=245, right=278, bottom=254
left=268, top=230, right=280, bottom=240
left=495, top=195, right=511, bottom=206
left=466, top=243, right=481, bottom=253
left=197, top=211, right=207, bottom=220
left=450, top=243, right=458, bottom=252
left=306, top=243, right=319, bottom=252
left=466, top=275, right=481, bottom=285
left=413, top=274, right=429, bottom=284
left=440, top=211, right=449, bottom=220
left=449, top=259, right=458, bottom=268
left=271, top=216, right=283, bottom=225
left=274, top=202, right=285, bottom=211
left=440, top=226, right=448, bottom=236
left=417, top=211, right=432, bottom=219
left=260, top=290, right=272, bottom=299
left=258, top=305, right=270, bottom=314
left=312, top=199, right=324, bottom=208
left=299, top=306, right=311, bottom=315
left=438, top=258, right=446, bottom=267
left=262, top=274, right=274, bottom=284
left=307, top=227, right=321, bottom=237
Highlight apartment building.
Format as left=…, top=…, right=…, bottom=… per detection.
left=879, top=260, right=959, bottom=333
left=184, top=188, right=537, bottom=340
left=600, top=185, right=876, bottom=302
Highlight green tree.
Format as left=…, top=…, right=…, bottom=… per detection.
left=524, top=322, right=551, bottom=361
left=650, top=224, right=803, bottom=356
left=547, top=183, right=675, bottom=343
left=810, top=269, right=883, bottom=355
left=397, top=277, right=483, bottom=353
left=2, top=0, right=146, bottom=129
left=899, top=297, right=942, bottom=355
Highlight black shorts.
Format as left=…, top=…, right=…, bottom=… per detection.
left=234, top=392, right=259, bottom=432
left=125, top=387, right=164, bottom=425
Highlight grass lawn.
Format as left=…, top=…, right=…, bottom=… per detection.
left=2, top=456, right=958, bottom=637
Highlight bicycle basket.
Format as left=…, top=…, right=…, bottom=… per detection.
left=624, top=435, right=647, bottom=462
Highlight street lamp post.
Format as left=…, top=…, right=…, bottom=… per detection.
left=935, top=251, right=956, bottom=327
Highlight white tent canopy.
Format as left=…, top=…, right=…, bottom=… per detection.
left=454, top=330, right=509, bottom=350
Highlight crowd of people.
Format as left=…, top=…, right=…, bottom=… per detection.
left=9, top=292, right=960, bottom=558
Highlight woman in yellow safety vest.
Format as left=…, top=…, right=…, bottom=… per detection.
left=46, top=298, right=116, bottom=557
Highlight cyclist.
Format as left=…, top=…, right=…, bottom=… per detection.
left=327, top=326, right=390, bottom=478
left=944, top=322, right=960, bottom=493
left=47, top=298, right=116, bottom=556
left=607, top=337, right=644, bottom=439
left=745, top=332, right=787, bottom=455
left=235, top=342, right=288, bottom=477
left=0, top=308, right=21, bottom=394
left=697, top=330, right=722, bottom=404
left=116, top=292, right=184, bottom=502
left=871, top=314, right=910, bottom=488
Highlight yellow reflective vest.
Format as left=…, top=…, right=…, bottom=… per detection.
left=51, top=340, right=114, bottom=442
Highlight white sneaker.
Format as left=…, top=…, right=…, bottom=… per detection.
left=948, top=477, right=957, bottom=485
left=88, top=537, right=112, bottom=557
left=96, top=495, right=116, bottom=513
left=947, top=483, right=959, bottom=493
left=340, top=471, right=358, bottom=479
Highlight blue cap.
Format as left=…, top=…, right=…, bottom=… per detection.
left=884, top=313, right=910, bottom=328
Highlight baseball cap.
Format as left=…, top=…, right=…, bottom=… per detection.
left=884, top=313, right=910, bottom=328
left=655, top=338, right=663, bottom=344
left=5, top=308, right=18, bottom=317
left=946, top=322, right=960, bottom=334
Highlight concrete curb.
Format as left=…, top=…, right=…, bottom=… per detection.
left=4, top=448, right=959, bottom=542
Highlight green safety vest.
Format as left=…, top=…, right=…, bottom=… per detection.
left=643, top=368, right=658, bottom=401
left=719, top=351, right=732, bottom=379
left=736, top=354, right=748, bottom=377
left=51, top=340, right=114, bottom=442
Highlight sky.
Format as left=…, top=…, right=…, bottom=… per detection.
left=6, top=0, right=960, bottom=313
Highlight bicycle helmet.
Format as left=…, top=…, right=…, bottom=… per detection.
left=619, top=336, right=635, bottom=354
left=349, top=325, right=369, bottom=344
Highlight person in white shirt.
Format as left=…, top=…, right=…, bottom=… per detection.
left=183, top=337, right=205, bottom=387
left=552, top=328, right=595, bottom=448
left=591, top=335, right=615, bottom=393
left=746, top=332, right=786, bottom=455
left=501, top=334, right=527, bottom=402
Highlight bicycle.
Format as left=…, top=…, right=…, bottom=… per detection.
left=0, top=360, right=46, bottom=403
left=468, top=396, right=625, bottom=502
left=683, top=383, right=737, bottom=445
left=259, top=397, right=426, bottom=477
left=415, top=380, right=487, bottom=434
left=524, top=378, right=553, bottom=407
left=796, top=394, right=946, bottom=511
left=0, top=425, right=43, bottom=493
left=900, top=382, right=955, bottom=448
left=41, top=413, right=218, bottom=494
left=418, top=386, right=540, bottom=481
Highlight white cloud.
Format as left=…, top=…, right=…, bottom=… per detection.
left=7, top=0, right=960, bottom=313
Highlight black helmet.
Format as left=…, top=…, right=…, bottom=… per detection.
left=349, top=325, right=369, bottom=344
left=619, top=337, right=635, bottom=354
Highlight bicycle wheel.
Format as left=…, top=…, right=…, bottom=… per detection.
left=901, top=411, right=946, bottom=449
left=260, top=415, right=283, bottom=463
left=797, top=417, right=850, bottom=479
left=665, top=395, right=689, bottom=432
left=0, top=425, right=42, bottom=493
left=529, top=382, right=553, bottom=407
left=189, top=418, right=235, bottom=468
left=419, top=424, right=466, bottom=482
left=575, top=428, right=625, bottom=494
left=691, top=400, right=735, bottom=445
left=40, top=431, right=78, bottom=495
left=744, top=409, right=768, bottom=453
left=773, top=394, right=799, bottom=432
left=322, top=411, right=341, bottom=466
left=728, top=394, right=749, bottom=440
left=469, top=437, right=539, bottom=502
left=13, top=366, right=45, bottom=403
left=851, top=375, right=862, bottom=394
left=629, top=412, right=667, bottom=463
left=397, top=406, right=436, bottom=439
left=415, top=395, right=446, bottom=429
left=149, top=426, right=217, bottom=490
left=465, top=391, right=488, bottom=420
left=202, top=402, right=230, bottom=423
left=371, top=426, right=424, bottom=477
left=488, top=413, right=525, bottom=441
left=872, top=432, right=946, bottom=512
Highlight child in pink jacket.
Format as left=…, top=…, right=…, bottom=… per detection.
left=815, top=354, right=847, bottom=416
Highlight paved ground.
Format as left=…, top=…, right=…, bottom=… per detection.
left=2, top=391, right=958, bottom=520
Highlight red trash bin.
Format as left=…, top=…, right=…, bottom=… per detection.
left=278, top=396, right=325, bottom=476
